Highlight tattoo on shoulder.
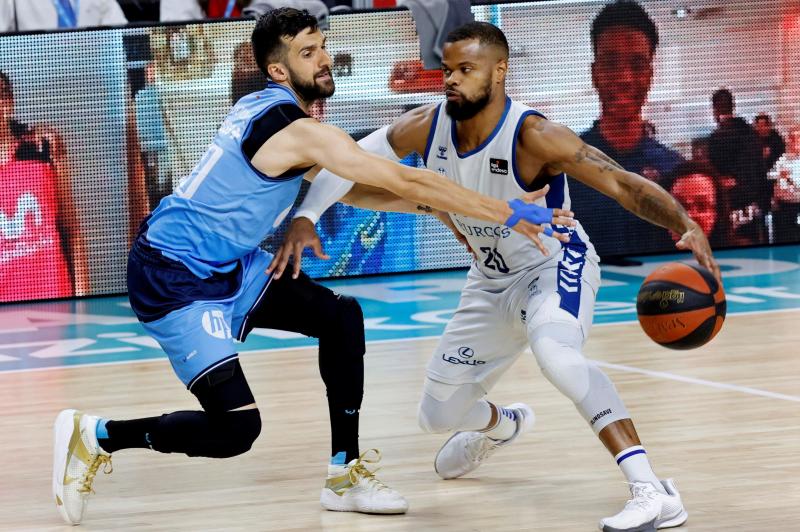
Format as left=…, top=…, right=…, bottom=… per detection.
left=416, top=204, right=433, bottom=213
left=574, top=145, right=624, bottom=173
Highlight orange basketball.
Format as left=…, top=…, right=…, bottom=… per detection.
left=636, top=262, right=726, bottom=349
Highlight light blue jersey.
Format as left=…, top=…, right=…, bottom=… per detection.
left=144, top=83, right=306, bottom=278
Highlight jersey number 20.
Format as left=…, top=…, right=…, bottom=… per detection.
left=480, top=246, right=510, bottom=273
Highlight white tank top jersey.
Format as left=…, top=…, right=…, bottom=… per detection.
left=424, top=98, right=598, bottom=277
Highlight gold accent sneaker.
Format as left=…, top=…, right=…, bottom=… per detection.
left=52, top=409, right=113, bottom=525
left=320, top=449, right=408, bottom=514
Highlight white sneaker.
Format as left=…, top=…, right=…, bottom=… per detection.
left=434, top=402, right=535, bottom=480
left=599, top=479, right=688, bottom=531
left=52, top=409, right=113, bottom=525
left=320, top=449, right=408, bottom=514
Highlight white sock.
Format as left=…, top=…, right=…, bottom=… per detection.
left=615, top=445, right=667, bottom=494
left=481, top=403, right=517, bottom=441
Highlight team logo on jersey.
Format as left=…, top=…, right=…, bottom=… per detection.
left=202, top=310, right=232, bottom=339
left=436, top=145, right=448, bottom=160
left=489, top=158, right=508, bottom=175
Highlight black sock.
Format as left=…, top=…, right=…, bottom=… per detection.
left=329, top=403, right=360, bottom=463
left=98, top=417, right=161, bottom=453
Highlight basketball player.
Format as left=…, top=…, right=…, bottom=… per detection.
left=273, top=22, right=721, bottom=532
left=51, top=10, right=573, bottom=525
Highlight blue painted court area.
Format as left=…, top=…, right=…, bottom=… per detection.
left=0, top=245, right=798, bottom=373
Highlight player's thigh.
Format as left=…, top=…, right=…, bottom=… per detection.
left=525, top=259, right=599, bottom=346
left=428, top=291, right=527, bottom=392
left=142, top=300, right=238, bottom=389
left=233, top=252, right=358, bottom=340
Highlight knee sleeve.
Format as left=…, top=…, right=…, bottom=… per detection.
left=318, top=294, right=365, bottom=406
left=318, top=294, right=365, bottom=358
left=418, top=379, right=486, bottom=433
left=150, top=358, right=263, bottom=458
left=530, top=324, right=629, bottom=434
left=151, top=408, right=261, bottom=458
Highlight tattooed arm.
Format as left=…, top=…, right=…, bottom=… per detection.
left=520, top=115, right=721, bottom=282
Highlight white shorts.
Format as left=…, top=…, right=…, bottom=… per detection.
left=426, top=246, right=601, bottom=391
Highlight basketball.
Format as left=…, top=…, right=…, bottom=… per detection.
left=636, top=262, right=726, bottom=349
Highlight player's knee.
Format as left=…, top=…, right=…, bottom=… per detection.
left=319, top=294, right=365, bottom=353
left=530, top=333, right=591, bottom=404
left=214, top=408, right=262, bottom=457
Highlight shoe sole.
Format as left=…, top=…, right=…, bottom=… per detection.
left=657, top=508, right=688, bottom=529
left=320, top=488, right=408, bottom=514
left=600, top=507, right=688, bottom=532
left=601, top=518, right=657, bottom=532
left=53, top=409, right=78, bottom=525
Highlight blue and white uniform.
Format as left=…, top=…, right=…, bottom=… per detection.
left=421, top=99, right=602, bottom=391
left=128, top=83, right=309, bottom=388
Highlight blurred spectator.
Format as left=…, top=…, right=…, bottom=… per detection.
left=242, top=0, right=329, bottom=28
left=161, top=0, right=246, bottom=21
left=769, top=127, right=800, bottom=243
left=134, top=63, right=173, bottom=210
left=570, top=0, right=683, bottom=260
left=708, top=88, right=768, bottom=244
left=664, top=162, right=735, bottom=248
left=690, top=137, right=712, bottom=167
left=231, top=40, right=266, bottom=104
left=0, top=0, right=127, bottom=32
left=753, top=113, right=785, bottom=174
left=0, top=70, right=89, bottom=301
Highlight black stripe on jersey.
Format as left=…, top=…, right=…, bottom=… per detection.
left=242, top=103, right=313, bottom=179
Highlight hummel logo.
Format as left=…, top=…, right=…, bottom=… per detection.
left=436, top=145, right=448, bottom=160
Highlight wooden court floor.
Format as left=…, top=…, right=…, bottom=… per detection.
left=1, top=310, right=798, bottom=531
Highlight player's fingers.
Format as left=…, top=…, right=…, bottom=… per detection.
left=552, top=208, right=574, bottom=219
left=520, top=184, right=549, bottom=202
left=292, top=242, right=304, bottom=279
left=311, top=239, right=330, bottom=260
left=522, top=224, right=548, bottom=255
left=552, top=215, right=576, bottom=227
left=267, top=246, right=285, bottom=276
left=274, top=246, right=293, bottom=280
left=551, top=229, right=570, bottom=243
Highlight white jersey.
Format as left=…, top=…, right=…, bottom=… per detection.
left=424, top=98, right=597, bottom=277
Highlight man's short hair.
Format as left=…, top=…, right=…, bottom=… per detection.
left=445, top=22, right=509, bottom=59
left=251, top=8, right=319, bottom=78
left=591, top=1, right=659, bottom=55
left=754, top=113, right=772, bottom=124
left=712, top=88, right=734, bottom=113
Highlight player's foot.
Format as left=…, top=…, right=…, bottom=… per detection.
left=434, top=402, right=535, bottom=480
left=52, top=409, right=113, bottom=525
left=598, top=479, right=688, bottom=532
left=320, top=449, right=408, bottom=514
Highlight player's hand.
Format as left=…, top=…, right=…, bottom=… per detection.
left=508, top=185, right=576, bottom=255
left=675, top=221, right=722, bottom=285
left=432, top=209, right=477, bottom=260
left=267, top=217, right=329, bottom=280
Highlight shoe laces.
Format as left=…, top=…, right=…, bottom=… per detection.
left=624, top=482, right=659, bottom=512
left=347, top=449, right=390, bottom=492
left=78, top=455, right=113, bottom=495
